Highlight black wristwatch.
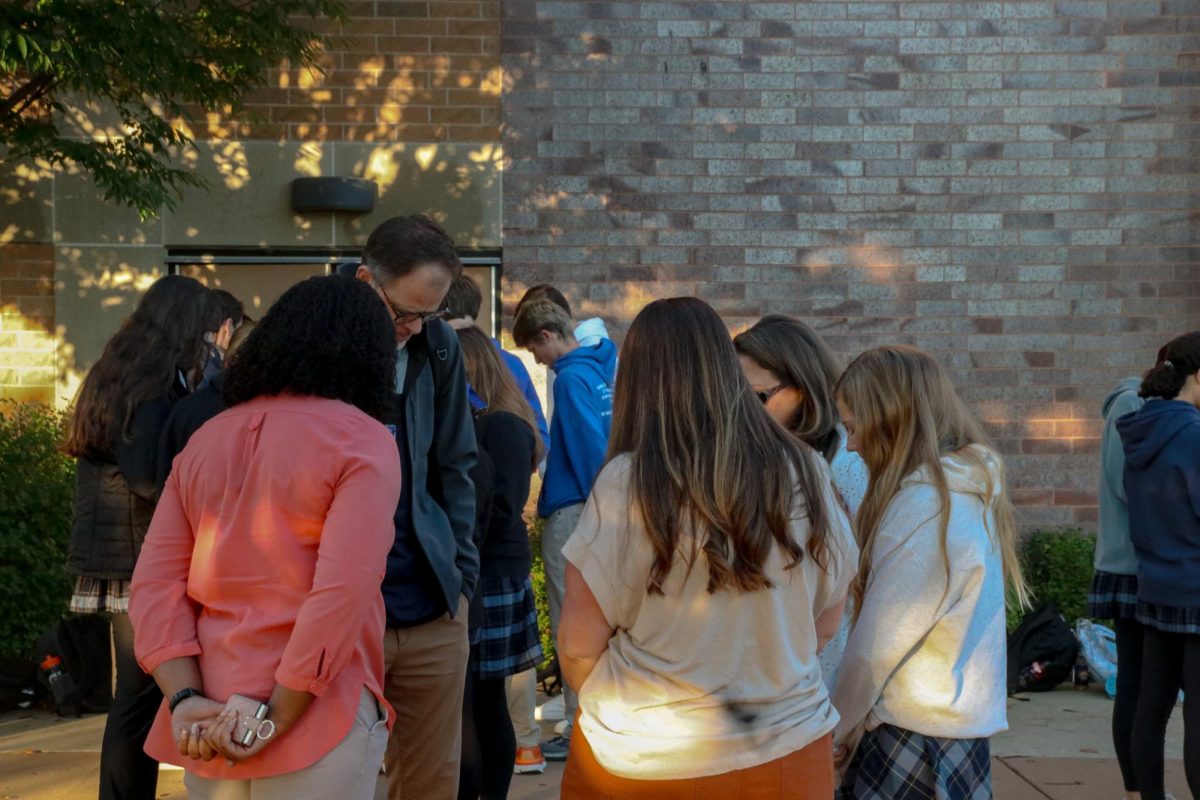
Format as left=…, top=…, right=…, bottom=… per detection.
left=169, top=687, right=203, bottom=713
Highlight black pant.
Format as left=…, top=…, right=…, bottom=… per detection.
left=1130, top=625, right=1200, bottom=800
left=1112, top=617, right=1144, bottom=792
left=98, top=613, right=161, bottom=800
left=458, top=652, right=516, bottom=800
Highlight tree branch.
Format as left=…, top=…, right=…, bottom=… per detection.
left=0, top=74, right=56, bottom=119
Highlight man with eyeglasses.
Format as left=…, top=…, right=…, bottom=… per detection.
left=353, top=215, right=479, bottom=800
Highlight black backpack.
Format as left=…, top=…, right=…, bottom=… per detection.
left=1006, top=603, right=1079, bottom=694
left=33, top=615, right=113, bottom=716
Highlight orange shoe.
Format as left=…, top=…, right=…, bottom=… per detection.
left=513, top=745, right=546, bottom=774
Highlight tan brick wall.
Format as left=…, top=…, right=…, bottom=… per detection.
left=500, top=0, right=1200, bottom=531
left=194, top=1, right=502, bottom=143
left=0, top=244, right=56, bottom=404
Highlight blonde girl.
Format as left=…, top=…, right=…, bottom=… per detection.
left=831, top=345, right=1027, bottom=798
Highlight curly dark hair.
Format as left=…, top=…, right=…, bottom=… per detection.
left=1141, top=331, right=1200, bottom=400
left=66, top=275, right=220, bottom=458
left=222, top=276, right=396, bottom=419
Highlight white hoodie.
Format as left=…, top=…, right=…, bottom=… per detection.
left=832, top=445, right=1008, bottom=748
left=573, top=316, right=610, bottom=348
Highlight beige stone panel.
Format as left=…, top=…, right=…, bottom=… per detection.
left=54, top=244, right=165, bottom=406
left=331, top=142, right=502, bottom=249
left=163, top=140, right=336, bottom=247
left=0, top=156, right=53, bottom=244
left=54, top=165, right=164, bottom=246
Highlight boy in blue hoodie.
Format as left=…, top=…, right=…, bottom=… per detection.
left=1116, top=331, right=1200, bottom=798
left=513, top=298, right=616, bottom=760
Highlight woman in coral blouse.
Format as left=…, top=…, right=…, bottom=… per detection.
left=130, top=275, right=402, bottom=799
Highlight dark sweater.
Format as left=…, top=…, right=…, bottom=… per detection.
left=1117, top=399, right=1200, bottom=608
left=69, top=378, right=187, bottom=579
left=475, top=410, right=536, bottom=579
left=156, top=372, right=227, bottom=489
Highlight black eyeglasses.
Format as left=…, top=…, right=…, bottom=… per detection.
left=756, top=384, right=787, bottom=404
left=373, top=280, right=450, bottom=326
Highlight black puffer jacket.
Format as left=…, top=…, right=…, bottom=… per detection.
left=68, top=381, right=186, bottom=579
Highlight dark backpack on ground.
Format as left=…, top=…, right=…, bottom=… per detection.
left=1006, top=603, right=1079, bottom=694
left=34, top=614, right=113, bottom=715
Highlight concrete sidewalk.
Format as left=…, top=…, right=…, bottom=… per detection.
left=0, top=685, right=1187, bottom=798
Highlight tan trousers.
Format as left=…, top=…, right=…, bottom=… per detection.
left=183, top=689, right=388, bottom=800
left=382, top=596, right=470, bottom=800
left=505, top=667, right=541, bottom=749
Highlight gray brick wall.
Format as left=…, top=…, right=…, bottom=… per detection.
left=501, top=0, right=1200, bottom=530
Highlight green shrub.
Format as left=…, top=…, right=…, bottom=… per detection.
left=527, top=515, right=555, bottom=666
left=0, top=401, right=76, bottom=660
left=1006, top=527, right=1096, bottom=631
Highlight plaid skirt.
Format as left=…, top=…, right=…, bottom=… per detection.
left=68, top=576, right=129, bottom=614
left=1137, top=599, right=1200, bottom=635
left=1088, top=571, right=1138, bottom=620
left=475, top=575, right=543, bottom=681
left=838, top=724, right=992, bottom=800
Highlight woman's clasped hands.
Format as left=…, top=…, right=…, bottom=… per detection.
left=170, top=693, right=279, bottom=765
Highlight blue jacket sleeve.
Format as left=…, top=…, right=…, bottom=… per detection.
left=1102, top=390, right=1142, bottom=504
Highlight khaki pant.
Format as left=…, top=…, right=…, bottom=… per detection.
left=183, top=690, right=388, bottom=800
left=382, top=596, right=470, bottom=800
left=541, top=503, right=585, bottom=737
left=505, top=667, right=541, bottom=749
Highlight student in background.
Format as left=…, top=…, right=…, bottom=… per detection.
left=156, top=318, right=256, bottom=489
left=831, top=346, right=1028, bottom=798
left=516, top=283, right=610, bottom=348
left=557, top=297, right=855, bottom=798
left=512, top=299, right=616, bottom=762
left=198, top=288, right=246, bottom=389
left=444, top=274, right=549, bottom=450
left=456, top=326, right=545, bottom=799
left=1089, top=375, right=1148, bottom=800
left=1117, top=331, right=1200, bottom=799
left=63, top=275, right=220, bottom=800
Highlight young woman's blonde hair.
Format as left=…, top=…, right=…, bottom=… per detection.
left=608, top=297, right=834, bottom=595
left=835, top=345, right=1029, bottom=620
left=456, top=325, right=545, bottom=468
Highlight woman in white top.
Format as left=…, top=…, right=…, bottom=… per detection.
left=734, top=315, right=869, bottom=688
left=831, top=345, right=1029, bottom=798
left=557, top=297, right=858, bottom=799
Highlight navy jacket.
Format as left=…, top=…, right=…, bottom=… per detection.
left=381, top=319, right=480, bottom=622
left=1117, top=399, right=1200, bottom=607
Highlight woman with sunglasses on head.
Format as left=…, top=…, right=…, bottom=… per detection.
left=830, top=346, right=1028, bottom=798
left=1116, top=331, right=1200, bottom=799
left=64, top=274, right=221, bottom=800
left=734, top=315, right=869, bottom=687
left=557, top=297, right=857, bottom=798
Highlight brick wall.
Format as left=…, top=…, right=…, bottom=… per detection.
left=0, top=244, right=56, bottom=404
left=201, top=1, right=502, bottom=142
left=501, top=1, right=1200, bottom=530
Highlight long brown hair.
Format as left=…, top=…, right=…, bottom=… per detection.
left=733, top=315, right=843, bottom=461
left=457, top=325, right=544, bottom=468
left=836, top=345, right=1029, bottom=620
left=608, top=297, right=834, bottom=595
left=65, top=275, right=219, bottom=459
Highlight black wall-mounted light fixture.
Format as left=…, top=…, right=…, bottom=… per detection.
left=290, top=176, right=378, bottom=213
